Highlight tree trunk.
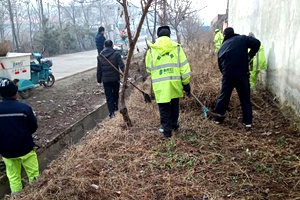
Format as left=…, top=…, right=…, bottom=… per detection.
left=14, top=9, right=22, bottom=49
left=163, top=0, right=167, bottom=25
left=175, top=27, right=181, bottom=43
left=80, top=2, right=89, bottom=26
left=57, top=0, right=62, bottom=31
left=152, top=0, right=157, bottom=43
left=119, top=0, right=153, bottom=127
left=39, top=0, right=46, bottom=30
left=7, top=0, right=19, bottom=52
left=26, top=2, right=33, bottom=45
left=145, top=14, right=153, bottom=40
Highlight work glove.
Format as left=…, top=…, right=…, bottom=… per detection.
left=97, top=82, right=102, bottom=87
left=183, top=83, right=191, bottom=96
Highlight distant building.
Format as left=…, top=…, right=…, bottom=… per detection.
left=211, top=14, right=227, bottom=31
left=211, top=14, right=226, bottom=26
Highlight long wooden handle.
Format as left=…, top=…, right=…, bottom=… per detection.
left=191, top=92, right=225, bottom=118
left=100, top=53, right=144, bottom=94
left=100, top=54, right=124, bottom=77
left=190, top=92, right=205, bottom=108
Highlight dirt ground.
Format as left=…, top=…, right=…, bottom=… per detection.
left=12, top=40, right=300, bottom=200
left=0, top=54, right=145, bottom=176
left=22, top=68, right=105, bottom=146
left=21, top=52, right=146, bottom=147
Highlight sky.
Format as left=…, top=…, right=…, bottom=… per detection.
left=58, top=0, right=228, bottom=26
left=129, top=0, right=228, bottom=25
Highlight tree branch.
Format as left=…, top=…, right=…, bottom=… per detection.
left=119, top=0, right=153, bottom=126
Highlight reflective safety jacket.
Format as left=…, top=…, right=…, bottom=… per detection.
left=249, top=45, right=267, bottom=72
left=214, top=31, right=224, bottom=52
left=146, top=36, right=191, bottom=103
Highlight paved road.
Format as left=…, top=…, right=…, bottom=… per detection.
left=48, top=41, right=147, bottom=80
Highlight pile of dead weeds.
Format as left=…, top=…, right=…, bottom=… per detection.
left=13, top=41, right=300, bottom=200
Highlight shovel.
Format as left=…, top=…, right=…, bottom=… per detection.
left=100, top=54, right=152, bottom=103
left=191, top=92, right=225, bottom=118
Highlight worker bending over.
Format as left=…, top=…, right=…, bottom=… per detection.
left=213, top=27, right=260, bottom=128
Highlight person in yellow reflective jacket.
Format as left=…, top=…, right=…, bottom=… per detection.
left=145, top=26, right=191, bottom=138
left=214, top=29, right=224, bottom=52
left=248, top=32, right=267, bottom=91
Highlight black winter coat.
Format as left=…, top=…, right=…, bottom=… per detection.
left=218, top=34, right=261, bottom=77
left=97, top=48, right=125, bottom=83
left=0, top=98, right=38, bottom=158
left=95, top=33, right=106, bottom=54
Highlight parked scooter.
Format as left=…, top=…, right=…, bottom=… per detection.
left=18, top=48, right=55, bottom=99
left=0, top=47, right=55, bottom=99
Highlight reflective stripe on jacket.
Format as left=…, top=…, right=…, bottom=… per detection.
left=145, top=36, right=191, bottom=103
left=0, top=98, right=38, bottom=158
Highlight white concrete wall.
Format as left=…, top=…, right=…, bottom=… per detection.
left=229, top=0, right=300, bottom=115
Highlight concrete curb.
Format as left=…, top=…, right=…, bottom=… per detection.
left=56, top=66, right=96, bottom=81
left=0, top=101, right=109, bottom=198
left=0, top=74, right=144, bottom=198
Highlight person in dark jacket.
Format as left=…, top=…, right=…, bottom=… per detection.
left=0, top=78, right=39, bottom=195
left=97, top=40, right=125, bottom=118
left=214, top=27, right=261, bottom=128
left=95, top=26, right=106, bottom=54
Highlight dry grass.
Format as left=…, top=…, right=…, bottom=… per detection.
left=14, top=37, right=300, bottom=200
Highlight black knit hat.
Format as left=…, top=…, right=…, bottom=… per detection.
left=0, top=78, right=18, bottom=98
left=223, top=27, right=234, bottom=37
left=157, top=26, right=171, bottom=37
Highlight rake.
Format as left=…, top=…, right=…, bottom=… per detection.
left=191, top=92, right=225, bottom=118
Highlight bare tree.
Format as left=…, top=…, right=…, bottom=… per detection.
left=0, top=1, right=9, bottom=41
left=181, top=13, right=204, bottom=46
left=0, top=0, right=152, bottom=54
left=78, top=0, right=92, bottom=26
left=157, top=0, right=195, bottom=43
left=6, top=0, right=19, bottom=51
left=54, top=0, right=63, bottom=31
left=61, top=0, right=83, bottom=49
left=155, top=0, right=166, bottom=25
left=117, top=0, right=153, bottom=127
left=145, top=0, right=157, bottom=43
left=23, top=0, right=34, bottom=44
left=169, top=0, right=195, bottom=43
left=38, top=0, right=46, bottom=30
left=14, top=2, right=24, bottom=46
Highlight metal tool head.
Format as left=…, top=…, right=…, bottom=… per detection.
left=143, top=92, right=152, bottom=103
left=206, top=110, right=225, bottom=119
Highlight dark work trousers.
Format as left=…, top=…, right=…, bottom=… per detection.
left=103, top=81, right=120, bottom=115
left=214, top=75, right=252, bottom=124
left=158, top=98, right=180, bottom=132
